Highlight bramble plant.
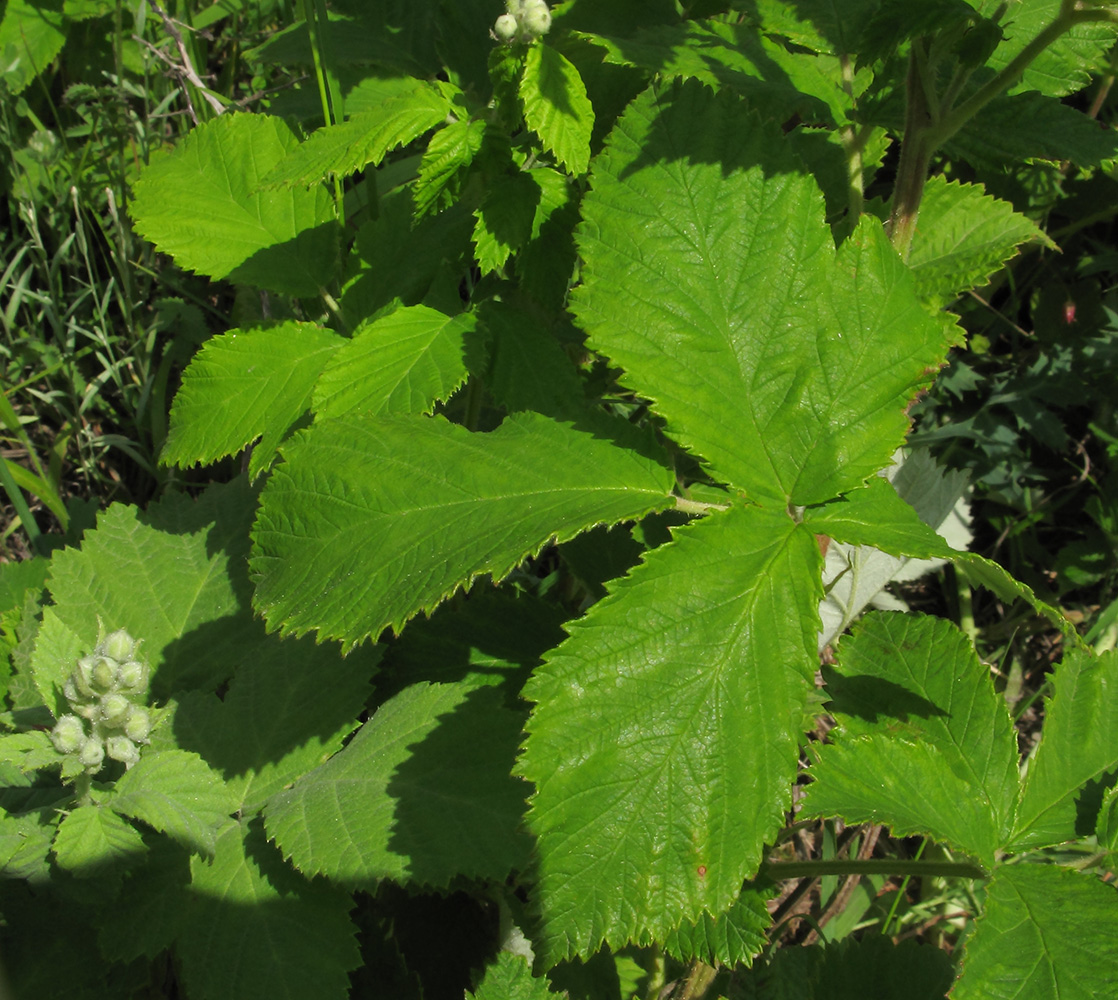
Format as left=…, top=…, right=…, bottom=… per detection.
left=2, top=1, right=1118, bottom=998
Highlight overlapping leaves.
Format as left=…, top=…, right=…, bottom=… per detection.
left=519, top=80, right=952, bottom=962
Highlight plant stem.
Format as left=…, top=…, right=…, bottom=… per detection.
left=760, top=857, right=988, bottom=880
left=886, top=46, right=936, bottom=259
left=887, top=2, right=1112, bottom=258
left=668, top=959, right=719, bottom=1000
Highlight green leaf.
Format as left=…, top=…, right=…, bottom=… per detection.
left=519, top=505, right=823, bottom=963
left=474, top=171, right=545, bottom=274
left=251, top=412, right=674, bottom=645
left=951, top=91, right=1118, bottom=168
left=171, top=636, right=376, bottom=814
left=955, top=552, right=1078, bottom=642
left=475, top=166, right=572, bottom=277
left=265, top=682, right=530, bottom=887
left=478, top=297, right=588, bottom=421
left=976, top=0, right=1118, bottom=97
left=28, top=607, right=84, bottom=719
left=1010, top=648, right=1118, bottom=850
left=801, top=613, right=1019, bottom=865
left=414, top=118, right=486, bottom=218
left=470, top=952, right=557, bottom=999
left=377, top=590, right=567, bottom=699
left=0, top=731, right=72, bottom=775
left=51, top=803, right=147, bottom=876
left=520, top=42, right=594, bottom=175
left=130, top=113, right=338, bottom=297
left=572, top=82, right=949, bottom=508
left=578, top=20, right=846, bottom=124
left=339, top=186, right=475, bottom=322
left=162, top=323, right=343, bottom=479
left=739, top=933, right=953, bottom=1000
left=262, top=84, right=453, bottom=188
left=906, top=176, right=1055, bottom=307
left=953, top=865, right=1118, bottom=1000
left=110, top=749, right=238, bottom=858
left=0, top=803, right=57, bottom=881
left=178, top=820, right=359, bottom=1000
left=43, top=479, right=261, bottom=695
left=312, top=305, right=475, bottom=419
left=662, top=885, right=773, bottom=967
left=0, top=0, right=65, bottom=94
left=804, top=475, right=958, bottom=558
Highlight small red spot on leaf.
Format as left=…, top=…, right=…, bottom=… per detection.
left=1064, top=302, right=1076, bottom=325
left=697, top=865, right=707, bottom=878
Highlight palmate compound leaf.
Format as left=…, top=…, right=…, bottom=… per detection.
left=250, top=412, right=675, bottom=647
left=800, top=612, right=1019, bottom=867
left=518, top=504, right=823, bottom=964
left=130, top=113, right=338, bottom=298
left=952, top=865, right=1118, bottom=1000
left=311, top=304, right=477, bottom=420
left=1009, top=648, right=1118, bottom=851
left=162, top=322, right=343, bottom=480
left=572, top=81, right=951, bottom=509
left=264, top=682, right=530, bottom=887
left=178, top=819, right=359, bottom=1000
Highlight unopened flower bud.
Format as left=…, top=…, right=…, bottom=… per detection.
left=106, top=736, right=140, bottom=768
left=521, top=0, right=551, bottom=35
left=79, top=738, right=105, bottom=770
left=101, top=629, right=136, bottom=663
left=72, top=657, right=97, bottom=698
left=494, top=12, right=518, bottom=40
left=90, top=656, right=117, bottom=692
left=51, top=715, right=87, bottom=755
left=99, top=693, right=132, bottom=727
left=124, top=707, right=151, bottom=743
left=117, top=659, right=147, bottom=692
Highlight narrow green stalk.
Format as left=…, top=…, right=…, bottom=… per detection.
left=761, top=857, right=988, bottom=881
left=888, top=2, right=1114, bottom=258
left=881, top=839, right=926, bottom=936
left=301, top=0, right=345, bottom=214
left=935, top=3, right=1115, bottom=147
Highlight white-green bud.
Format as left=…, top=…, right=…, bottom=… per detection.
left=521, top=0, right=551, bottom=36
left=73, top=700, right=100, bottom=720
left=123, top=707, right=152, bottom=743
left=494, top=12, right=518, bottom=40
left=101, top=629, right=135, bottom=663
left=116, top=659, right=147, bottom=693
left=51, top=715, right=87, bottom=755
left=105, top=736, right=140, bottom=768
left=72, top=656, right=97, bottom=698
left=90, top=655, right=117, bottom=692
left=99, top=693, right=132, bottom=727
left=78, top=738, right=105, bottom=770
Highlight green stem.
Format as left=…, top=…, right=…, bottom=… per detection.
left=669, top=959, right=719, bottom=1000
left=760, top=858, right=988, bottom=881
left=887, top=3, right=1112, bottom=258
left=300, top=0, right=345, bottom=213
left=881, top=839, right=926, bottom=936
left=934, top=4, right=1114, bottom=148
left=886, top=47, right=936, bottom=259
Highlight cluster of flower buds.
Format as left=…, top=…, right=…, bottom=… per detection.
left=493, top=0, right=551, bottom=43
left=50, top=628, right=151, bottom=773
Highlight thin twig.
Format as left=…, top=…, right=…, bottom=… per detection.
left=148, top=2, right=226, bottom=119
